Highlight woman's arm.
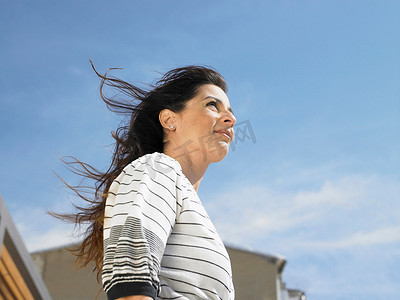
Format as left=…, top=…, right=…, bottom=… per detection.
left=103, top=155, right=182, bottom=300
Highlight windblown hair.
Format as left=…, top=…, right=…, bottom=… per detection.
left=52, top=61, right=227, bottom=279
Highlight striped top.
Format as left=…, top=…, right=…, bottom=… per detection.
left=102, top=152, right=235, bottom=300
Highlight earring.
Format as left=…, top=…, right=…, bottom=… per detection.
left=170, top=125, right=175, bottom=130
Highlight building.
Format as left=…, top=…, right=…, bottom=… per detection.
left=0, top=195, right=51, bottom=300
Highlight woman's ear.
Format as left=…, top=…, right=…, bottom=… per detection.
left=159, top=109, right=176, bottom=131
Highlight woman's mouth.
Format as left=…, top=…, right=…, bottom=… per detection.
left=215, top=129, right=232, bottom=141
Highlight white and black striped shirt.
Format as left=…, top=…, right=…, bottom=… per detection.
left=102, top=152, right=234, bottom=300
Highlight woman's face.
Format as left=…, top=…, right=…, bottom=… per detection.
left=172, top=84, right=236, bottom=163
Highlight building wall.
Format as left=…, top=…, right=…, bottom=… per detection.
left=228, top=247, right=281, bottom=300
left=32, top=247, right=107, bottom=300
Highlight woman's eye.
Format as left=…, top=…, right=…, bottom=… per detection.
left=206, top=101, right=218, bottom=109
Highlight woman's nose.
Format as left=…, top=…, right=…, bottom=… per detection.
left=223, top=111, right=236, bottom=126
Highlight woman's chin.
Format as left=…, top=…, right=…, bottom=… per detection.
left=209, top=143, right=230, bottom=162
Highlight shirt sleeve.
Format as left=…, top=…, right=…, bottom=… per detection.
left=102, top=154, right=182, bottom=300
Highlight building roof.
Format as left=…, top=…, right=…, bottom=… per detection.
left=225, top=242, right=287, bottom=274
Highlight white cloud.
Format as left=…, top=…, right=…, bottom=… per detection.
left=12, top=205, right=85, bottom=253
left=206, top=175, right=400, bottom=253
left=10, top=174, right=399, bottom=258
left=206, top=175, right=400, bottom=299
left=292, top=176, right=371, bottom=208
left=301, top=226, right=400, bottom=249
left=23, top=226, right=82, bottom=253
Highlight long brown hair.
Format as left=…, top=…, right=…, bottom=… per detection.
left=52, top=61, right=228, bottom=279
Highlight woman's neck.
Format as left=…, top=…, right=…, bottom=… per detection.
left=164, top=149, right=208, bottom=192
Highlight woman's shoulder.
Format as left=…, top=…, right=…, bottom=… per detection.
left=122, top=152, right=182, bottom=182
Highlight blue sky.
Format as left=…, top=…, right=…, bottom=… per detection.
left=1, top=1, right=399, bottom=299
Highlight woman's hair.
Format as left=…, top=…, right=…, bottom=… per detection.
left=53, top=61, right=227, bottom=279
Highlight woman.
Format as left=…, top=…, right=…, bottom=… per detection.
left=60, top=63, right=236, bottom=300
